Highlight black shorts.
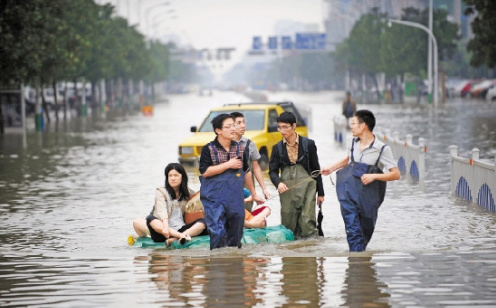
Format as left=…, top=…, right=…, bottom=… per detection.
left=146, top=215, right=208, bottom=242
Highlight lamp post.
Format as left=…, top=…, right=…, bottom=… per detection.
left=388, top=18, right=438, bottom=108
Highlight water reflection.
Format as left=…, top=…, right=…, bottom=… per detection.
left=341, top=256, right=390, bottom=308
left=140, top=254, right=395, bottom=308
left=145, top=254, right=270, bottom=307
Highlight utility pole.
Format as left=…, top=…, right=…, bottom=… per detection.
left=428, top=0, right=433, bottom=104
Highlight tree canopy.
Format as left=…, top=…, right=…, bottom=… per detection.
left=0, top=0, right=173, bottom=86
left=464, top=0, right=496, bottom=68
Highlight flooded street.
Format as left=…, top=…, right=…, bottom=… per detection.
left=2, top=91, right=496, bottom=307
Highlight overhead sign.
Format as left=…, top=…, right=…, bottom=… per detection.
left=295, top=33, right=326, bottom=50
left=250, top=33, right=326, bottom=52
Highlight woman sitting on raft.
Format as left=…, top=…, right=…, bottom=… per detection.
left=133, top=163, right=208, bottom=246
left=243, top=188, right=271, bottom=228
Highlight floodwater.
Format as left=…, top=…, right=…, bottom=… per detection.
left=1, top=91, right=496, bottom=307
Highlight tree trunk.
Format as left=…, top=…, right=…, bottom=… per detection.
left=52, top=81, right=59, bottom=122
left=370, top=73, right=381, bottom=103
left=41, top=87, right=51, bottom=123
left=63, top=83, right=68, bottom=120
left=73, top=78, right=79, bottom=116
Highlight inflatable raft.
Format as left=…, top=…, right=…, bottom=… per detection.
left=129, top=225, right=294, bottom=249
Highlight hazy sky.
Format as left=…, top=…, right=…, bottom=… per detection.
left=108, top=1, right=322, bottom=47
left=102, top=0, right=325, bottom=74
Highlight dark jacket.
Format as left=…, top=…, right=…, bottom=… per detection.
left=268, top=135, right=324, bottom=197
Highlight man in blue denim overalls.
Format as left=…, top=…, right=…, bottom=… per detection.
left=199, top=113, right=264, bottom=250
left=322, top=110, right=400, bottom=251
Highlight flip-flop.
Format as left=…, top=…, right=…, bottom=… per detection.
left=179, top=235, right=192, bottom=245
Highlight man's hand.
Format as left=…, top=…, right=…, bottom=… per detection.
left=277, top=182, right=289, bottom=194
left=262, top=189, right=270, bottom=200
left=227, top=157, right=242, bottom=169
left=251, top=194, right=265, bottom=205
left=361, top=174, right=376, bottom=185
left=317, top=196, right=324, bottom=205
left=321, top=166, right=334, bottom=176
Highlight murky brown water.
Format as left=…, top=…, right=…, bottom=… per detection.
left=1, top=91, right=496, bottom=307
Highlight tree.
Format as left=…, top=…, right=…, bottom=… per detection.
left=464, top=0, right=496, bottom=68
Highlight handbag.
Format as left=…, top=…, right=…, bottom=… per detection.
left=183, top=191, right=205, bottom=224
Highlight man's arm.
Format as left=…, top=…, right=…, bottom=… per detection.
left=361, top=167, right=400, bottom=185
left=244, top=171, right=264, bottom=205
left=321, top=156, right=349, bottom=175
left=268, top=144, right=281, bottom=188
left=202, top=158, right=242, bottom=178
left=252, top=160, right=270, bottom=199
left=308, top=140, right=324, bottom=197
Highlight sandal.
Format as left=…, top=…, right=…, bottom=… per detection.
left=179, top=234, right=192, bottom=245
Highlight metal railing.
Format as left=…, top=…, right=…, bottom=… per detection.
left=333, top=115, right=347, bottom=146
left=375, top=130, right=427, bottom=181
left=449, top=146, right=496, bottom=212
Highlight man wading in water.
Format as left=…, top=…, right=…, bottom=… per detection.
left=322, top=109, right=400, bottom=251
left=269, top=111, right=324, bottom=239
left=199, top=113, right=264, bottom=250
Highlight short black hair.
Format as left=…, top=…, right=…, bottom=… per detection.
left=355, top=109, right=375, bottom=131
left=211, top=113, right=234, bottom=134
left=230, top=111, right=244, bottom=119
left=276, top=111, right=296, bottom=125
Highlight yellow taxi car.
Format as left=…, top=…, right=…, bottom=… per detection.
left=178, top=102, right=308, bottom=170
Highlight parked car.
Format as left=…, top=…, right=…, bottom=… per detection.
left=178, top=101, right=308, bottom=170
left=486, top=86, right=496, bottom=102
left=470, top=80, right=496, bottom=99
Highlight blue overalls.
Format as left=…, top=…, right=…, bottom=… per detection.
left=336, top=140, right=387, bottom=252
left=200, top=142, right=245, bottom=250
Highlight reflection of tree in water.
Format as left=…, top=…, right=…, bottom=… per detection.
left=342, top=256, right=391, bottom=308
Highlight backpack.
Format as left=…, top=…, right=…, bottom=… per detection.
left=343, top=101, right=354, bottom=118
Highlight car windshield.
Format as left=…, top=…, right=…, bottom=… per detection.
left=199, top=109, right=266, bottom=132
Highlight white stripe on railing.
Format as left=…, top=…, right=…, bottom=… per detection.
left=449, top=146, right=496, bottom=211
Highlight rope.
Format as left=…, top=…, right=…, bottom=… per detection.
left=264, top=169, right=323, bottom=201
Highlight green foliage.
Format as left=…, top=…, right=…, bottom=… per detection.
left=0, top=0, right=171, bottom=85
left=333, top=6, right=459, bottom=79
left=464, top=0, right=496, bottom=68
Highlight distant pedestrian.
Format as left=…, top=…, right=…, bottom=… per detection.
left=342, top=91, right=357, bottom=127
left=322, top=109, right=400, bottom=251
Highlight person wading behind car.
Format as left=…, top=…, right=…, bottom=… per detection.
left=231, top=111, right=270, bottom=210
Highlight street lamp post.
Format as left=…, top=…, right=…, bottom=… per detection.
left=388, top=18, right=438, bottom=108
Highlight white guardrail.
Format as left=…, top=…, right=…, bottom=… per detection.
left=449, top=146, right=496, bottom=212
left=375, top=130, right=426, bottom=181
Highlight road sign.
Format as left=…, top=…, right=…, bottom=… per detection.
left=268, top=36, right=278, bottom=50
left=281, top=36, right=292, bottom=49
left=252, top=36, right=263, bottom=50
left=294, top=33, right=326, bottom=50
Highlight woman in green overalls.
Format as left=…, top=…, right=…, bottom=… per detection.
left=269, top=111, right=325, bottom=239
